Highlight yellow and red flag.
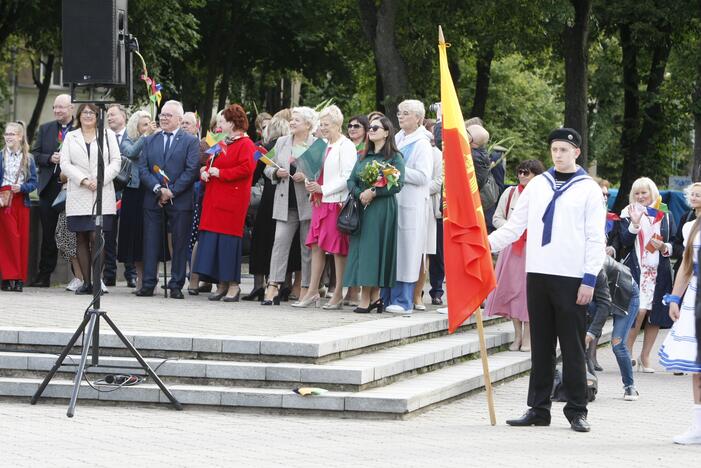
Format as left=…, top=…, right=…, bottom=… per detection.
left=439, top=27, right=496, bottom=333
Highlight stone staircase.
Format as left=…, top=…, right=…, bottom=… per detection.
left=0, top=313, right=611, bottom=417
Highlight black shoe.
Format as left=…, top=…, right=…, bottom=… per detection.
left=222, top=289, right=241, bottom=302
left=75, top=283, right=93, bottom=295
left=279, top=286, right=292, bottom=302
left=1, top=280, right=11, bottom=291
left=197, top=283, right=213, bottom=293
left=12, top=280, right=23, bottom=292
left=242, top=287, right=265, bottom=301
left=354, top=305, right=371, bottom=313
left=126, top=278, right=137, bottom=288
left=170, top=289, right=184, bottom=299
left=188, top=288, right=199, bottom=296
left=103, top=278, right=116, bottom=287
left=506, top=410, right=550, bottom=427
left=29, top=277, right=50, bottom=287
left=208, top=290, right=227, bottom=301
left=570, top=415, right=591, bottom=432
left=431, top=296, right=443, bottom=305
left=135, top=288, right=154, bottom=297
left=594, top=363, right=603, bottom=372
left=370, top=298, right=384, bottom=313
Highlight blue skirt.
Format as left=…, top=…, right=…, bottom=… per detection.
left=67, top=214, right=115, bottom=232
left=192, top=230, right=243, bottom=283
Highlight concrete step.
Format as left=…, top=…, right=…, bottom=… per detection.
left=0, top=321, right=514, bottom=390
left=0, top=324, right=612, bottom=416
left=0, top=314, right=503, bottom=363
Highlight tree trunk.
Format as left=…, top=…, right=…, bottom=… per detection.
left=614, top=22, right=672, bottom=212
left=470, top=45, right=494, bottom=119
left=358, top=0, right=409, bottom=125
left=562, top=0, right=591, bottom=168
left=27, top=54, right=54, bottom=143
left=200, top=55, right=218, bottom=134
left=217, top=59, right=232, bottom=111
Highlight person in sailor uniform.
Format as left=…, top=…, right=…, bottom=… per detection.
left=488, top=128, right=606, bottom=433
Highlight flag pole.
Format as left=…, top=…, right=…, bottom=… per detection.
left=475, top=307, right=497, bottom=425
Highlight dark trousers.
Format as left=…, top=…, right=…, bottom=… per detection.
left=102, top=214, right=136, bottom=282
left=428, top=219, right=444, bottom=298
left=526, top=273, right=588, bottom=421
left=36, top=183, right=62, bottom=279
left=142, top=206, right=192, bottom=291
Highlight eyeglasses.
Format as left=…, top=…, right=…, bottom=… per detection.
left=347, top=123, right=363, bottom=129
left=517, top=169, right=531, bottom=176
left=368, top=125, right=385, bottom=132
left=160, top=113, right=174, bottom=119
left=396, top=111, right=411, bottom=117
left=82, top=110, right=96, bottom=116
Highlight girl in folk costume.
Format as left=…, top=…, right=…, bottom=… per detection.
left=0, top=122, right=37, bottom=292
left=485, top=159, right=545, bottom=351
left=659, top=213, right=701, bottom=444
left=619, top=177, right=674, bottom=372
left=382, top=99, right=433, bottom=314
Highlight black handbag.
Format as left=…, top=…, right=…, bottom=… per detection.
left=337, top=193, right=361, bottom=235
left=113, top=156, right=132, bottom=192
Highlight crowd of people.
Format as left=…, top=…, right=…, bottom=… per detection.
left=0, top=94, right=699, bottom=443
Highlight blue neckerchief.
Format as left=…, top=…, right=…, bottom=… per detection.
left=540, top=167, right=589, bottom=246
left=399, top=141, right=419, bottom=165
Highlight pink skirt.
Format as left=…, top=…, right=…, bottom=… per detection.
left=306, top=201, right=349, bottom=255
left=484, top=243, right=528, bottom=322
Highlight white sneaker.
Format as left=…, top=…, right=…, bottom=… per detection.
left=436, top=307, right=448, bottom=314
left=66, top=278, right=83, bottom=292
left=413, top=303, right=427, bottom=311
left=101, top=281, right=109, bottom=294
left=386, top=305, right=411, bottom=315
left=673, top=426, right=701, bottom=445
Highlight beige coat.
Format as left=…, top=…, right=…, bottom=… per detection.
left=60, top=128, right=121, bottom=217
left=264, top=134, right=316, bottom=222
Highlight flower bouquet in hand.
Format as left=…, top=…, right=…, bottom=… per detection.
left=358, top=160, right=400, bottom=190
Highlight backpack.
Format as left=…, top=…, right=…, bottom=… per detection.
left=479, top=174, right=500, bottom=211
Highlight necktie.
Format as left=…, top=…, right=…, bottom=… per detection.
left=163, top=132, right=173, bottom=158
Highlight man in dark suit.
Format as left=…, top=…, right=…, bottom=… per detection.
left=30, top=94, right=74, bottom=287
left=136, top=100, right=199, bottom=299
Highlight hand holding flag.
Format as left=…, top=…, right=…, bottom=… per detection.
left=254, top=145, right=280, bottom=169
left=153, top=165, right=173, bottom=205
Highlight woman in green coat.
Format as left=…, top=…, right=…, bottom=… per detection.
left=344, top=116, right=405, bottom=313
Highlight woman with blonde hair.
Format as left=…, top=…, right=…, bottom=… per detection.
left=0, top=122, right=37, bottom=292
left=619, top=177, right=674, bottom=372
left=261, top=106, right=317, bottom=305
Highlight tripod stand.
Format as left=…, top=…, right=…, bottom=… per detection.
left=30, top=103, right=182, bottom=417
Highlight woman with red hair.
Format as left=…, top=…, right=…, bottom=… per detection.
left=192, top=103, right=256, bottom=301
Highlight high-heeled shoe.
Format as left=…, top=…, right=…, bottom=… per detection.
left=242, top=287, right=264, bottom=301
left=354, top=299, right=384, bottom=314
left=292, top=294, right=321, bottom=308
left=208, top=290, right=227, bottom=301
left=637, top=355, right=655, bottom=373
left=261, top=284, right=280, bottom=306
left=223, top=289, right=241, bottom=302
left=279, top=286, right=292, bottom=302
left=322, top=301, right=343, bottom=310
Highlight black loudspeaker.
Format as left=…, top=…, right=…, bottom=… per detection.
left=62, top=0, right=128, bottom=85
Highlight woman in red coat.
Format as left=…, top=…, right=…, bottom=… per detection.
left=192, top=104, right=256, bottom=301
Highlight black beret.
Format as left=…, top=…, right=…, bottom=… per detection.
left=547, top=127, right=581, bottom=148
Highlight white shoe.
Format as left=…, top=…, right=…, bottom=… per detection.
left=673, top=426, right=701, bottom=445
left=436, top=307, right=448, bottom=314
left=66, top=278, right=83, bottom=292
left=386, top=305, right=411, bottom=314
left=413, top=303, right=427, bottom=311
left=101, top=281, right=109, bottom=294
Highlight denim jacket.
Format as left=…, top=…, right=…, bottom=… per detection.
left=0, top=153, right=38, bottom=207
left=120, top=134, right=146, bottom=189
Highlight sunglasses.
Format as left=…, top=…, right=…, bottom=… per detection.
left=518, top=169, right=531, bottom=176
left=368, top=125, right=385, bottom=132
left=347, top=123, right=363, bottom=130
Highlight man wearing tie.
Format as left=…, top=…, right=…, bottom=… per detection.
left=29, top=94, right=74, bottom=287
left=136, top=100, right=199, bottom=299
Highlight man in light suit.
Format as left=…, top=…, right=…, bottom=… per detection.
left=136, top=100, right=199, bottom=299
left=29, top=94, right=74, bottom=287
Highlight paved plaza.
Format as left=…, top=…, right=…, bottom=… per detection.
left=0, top=281, right=700, bottom=466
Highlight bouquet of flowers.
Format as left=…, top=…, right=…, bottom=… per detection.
left=358, top=160, right=401, bottom=190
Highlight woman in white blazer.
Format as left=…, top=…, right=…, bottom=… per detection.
left=59, top=103, right=121, bottom=295
left=293, top=105, right=357, bottom=309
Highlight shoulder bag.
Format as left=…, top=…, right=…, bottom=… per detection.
left=337, top=193, right=361, bottom=235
